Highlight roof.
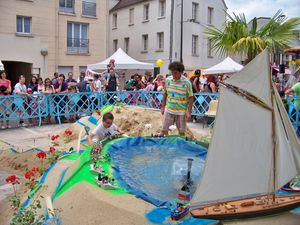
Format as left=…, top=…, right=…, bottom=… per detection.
left=111, top=0, right=227, bottom=12
left=110, top=0, right=146, bottom=12
left=87, top=48, right=154, bottom=71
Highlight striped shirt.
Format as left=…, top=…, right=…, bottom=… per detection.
left=164, top=75, right=193, bottom=115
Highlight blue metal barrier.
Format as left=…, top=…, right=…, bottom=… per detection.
left=287, top=96, right=300, bottom=135
left=0, top=92, right=298, bottom=134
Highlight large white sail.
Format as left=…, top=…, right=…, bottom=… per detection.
left=274, top=86, right=300, bottom=189
left=191, top=86, right=274, bottom=208
left=226, top=49, right=272, bottom=107
left=191, top=49, right=300, bottom=208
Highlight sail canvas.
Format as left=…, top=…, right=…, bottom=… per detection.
left=191, top=49, right=300, bottom=208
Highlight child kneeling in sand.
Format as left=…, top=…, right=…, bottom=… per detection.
left=88, top=112, right=125, bottom=145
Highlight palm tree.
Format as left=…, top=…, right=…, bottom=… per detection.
left=206, top=10, right=300, bottom=63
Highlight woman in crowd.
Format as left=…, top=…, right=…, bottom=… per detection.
left=203, top=76, right=217, bottom=93
left=153, top=74, right=164, bottom=91
left=37, top=77, right=44, bottom=93
left=43, top=78, right=55, bottom=124
left=0, top=70, right=11, bottom=129
left=28, top=75, right=38, bottom=92
left=14, top=75, right=28, bottom=127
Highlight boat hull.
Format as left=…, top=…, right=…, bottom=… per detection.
left=190, top=195, right=300, bottom=220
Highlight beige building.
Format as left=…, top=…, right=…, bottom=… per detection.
left=0, top=0, right=108, bottom=85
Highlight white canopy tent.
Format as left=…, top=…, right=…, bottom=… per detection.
left=203, top=57, right=243, bottom=75
left=87, top=48, right=154, bottom=72
left=0, top=61, right=4, bottom=70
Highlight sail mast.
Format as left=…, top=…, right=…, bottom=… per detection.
left=269, top=58, right=276, bottom=202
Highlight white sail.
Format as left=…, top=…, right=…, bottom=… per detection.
left=191, top=49, right=300, bottom=209
left=274, top=86, right=300, bottom=189
left=226, top=49, right=272, bottom=107
left=191, top=86, right=274, bottom=208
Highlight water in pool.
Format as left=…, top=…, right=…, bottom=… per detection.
left=108, top=137, right=207, bottom=206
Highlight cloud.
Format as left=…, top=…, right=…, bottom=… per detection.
left=226, top=0, right=300, bottom=20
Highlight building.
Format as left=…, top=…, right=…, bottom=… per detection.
left=0, top=0, right=108, bottom=85
left=109, top=0, right=227, bottom=74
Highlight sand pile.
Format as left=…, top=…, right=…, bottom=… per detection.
left=54, top=182, right=153, bottom=225
left=0, top=151, right=51, bottom=174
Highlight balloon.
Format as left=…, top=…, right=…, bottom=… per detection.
left=156, top=59, right=164, bottom=68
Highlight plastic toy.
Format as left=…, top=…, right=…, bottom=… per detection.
left=90, top=162, right=105, bottom=174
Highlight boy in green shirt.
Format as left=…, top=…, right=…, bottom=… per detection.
left=161, top=62, right=193, bottom=136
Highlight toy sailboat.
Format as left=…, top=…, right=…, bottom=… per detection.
left=190, top=49, right=300, bottom=220
left=171, top=159, right=193, bottom=220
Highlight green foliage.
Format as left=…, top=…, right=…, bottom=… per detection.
left=9, top=195, right=21, bottom=211
left=206, top=10, right=300, bottom=62
left=47, top=150, right=63, bottom=165
left=10, top=199, right=44, bottom=225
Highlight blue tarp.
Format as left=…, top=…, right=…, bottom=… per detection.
left=108, top=137, right=207, bottom=207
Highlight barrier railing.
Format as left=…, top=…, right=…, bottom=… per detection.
left=287, top=96, right=300, bottom=135
left=0, top=92, right=298, bottom=134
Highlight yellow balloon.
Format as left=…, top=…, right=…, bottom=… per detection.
left=156, top=59, right=164, bottom=68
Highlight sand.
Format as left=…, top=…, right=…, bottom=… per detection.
left=0, top=151, right=51, bottom=174
left=54, top=182, right=153, bottom=225
left=1, top=107, right=299, bottom=225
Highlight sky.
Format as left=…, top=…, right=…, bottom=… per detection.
left=225, top=0, right=300, bottom=20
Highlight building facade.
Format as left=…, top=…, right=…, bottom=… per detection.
left=109, top=0, right=227, bottom=74
left=0, top=0, right=107, bottom=85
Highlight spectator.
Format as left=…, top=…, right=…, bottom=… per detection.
left=136, top=75, right=145, bottom=90
left=28, top=75, right=38, bottom=92
left=53, top=74, right=68, bottom=123
left=37, top=77, right=44, bottom=93
left=66, top=72, right=77, bottom=92
left=142, top=71, right=152, bottom=85
left=93, top=74, right=103, bottom=92
left=153, top=74, right=164, bottom=91
left=26, top=88, right=38, bottom=126
left=77, top=73, right=88, bottom=111
left=43, top=78, right=55, bottom=124
left=77, top=73, right=87, bottom=93
left=190, top=70, right=201, bottom=93
left=52, top=72, right=59, bottom=85
left=106, top=68, right=119, bottom=92
left=66, top=72, right=78, bottom=122
left=286, top=76, right=300, bottom=135
left=144, top=77, right=155, bottom=91
left=203, top=76, right=217, bottom=93
left=0, top=70, right=11, bottom=129
left=14, top=75, right=29, bottom=127
left=125, top=75, right=136, bottom=91
left=161, top=61, right=193, bottom=136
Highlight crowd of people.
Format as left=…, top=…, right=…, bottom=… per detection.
left=0, top=59, right=299, bottom=130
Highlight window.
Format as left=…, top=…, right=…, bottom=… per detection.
left=192, top=2, right=199, bottom=22
left=142, top=34, right=148, bottom=51
left=207, top=40, right=213, bottom=57
left=112, top=13, right=117, bottom=28
left=124, top=37, right=129, bottom=53
left=158, top=0, right=166, bottom=18
left=207, top=7, right=214, bottom=24
left=143, top=4, right=149, bottom=21
left=59, top=0, right=74, bottom=13
left=157, top=32, right=164, bottom=50
left=67, top=22, right=89, bottom=54
left=113, top=39, right=118, bottom=52
left=82, top=0, right=96, bottom=17
left=16, top=16, right=31, bottom=34
left=129, top=8, right=134, bottom=25
left=192, top=35, right=199, bottom=56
